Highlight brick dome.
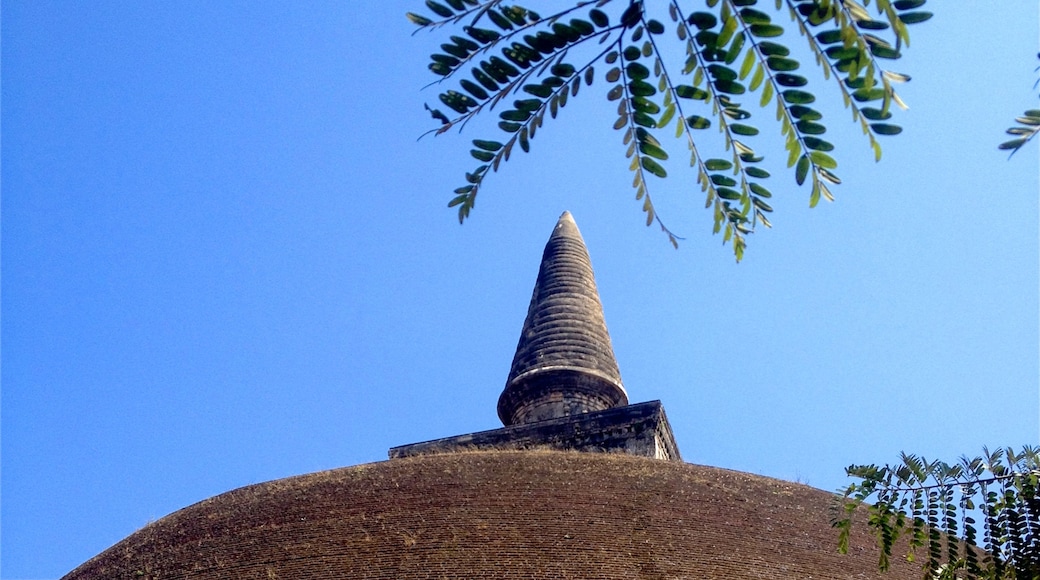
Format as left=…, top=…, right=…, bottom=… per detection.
left=62, top=451, right=917, bottom=580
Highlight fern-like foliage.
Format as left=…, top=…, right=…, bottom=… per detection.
left=409, top=0, right=931, bottom=261
left=836, top=446, right=1040, bottom=580
left=999, top=53, right=1040, bottom=158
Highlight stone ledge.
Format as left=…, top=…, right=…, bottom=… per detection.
left=389, top=400, right=681, bottom=461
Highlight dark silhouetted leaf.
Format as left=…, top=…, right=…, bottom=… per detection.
left=641, top=156, right=667, bottom=177
left=731, top=123, right=759, bottom=136
left=688, top=12, right=717, bottom=30
left=425, top=0, right=453, bottom=18
left=900, top=11, right=933, bottom=24
left=803, top=136, right=834, bottom=151
left=861, top=107, right=892, bottom=120
left=795, top=155, right=809, bottom=185
left=871, top=123, right=903, bottom=135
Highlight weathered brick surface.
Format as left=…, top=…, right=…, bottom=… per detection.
left=63, top=451, right=918, bottom=580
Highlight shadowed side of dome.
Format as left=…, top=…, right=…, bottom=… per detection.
left=61, top=452, right=920, bottom=580
left=498, top=212, right=628, bottom=426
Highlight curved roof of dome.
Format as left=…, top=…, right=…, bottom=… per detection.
left=63, top=451, right=917, bottom=580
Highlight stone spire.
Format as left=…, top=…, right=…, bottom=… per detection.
left=497, top=212, right=629, bottom=426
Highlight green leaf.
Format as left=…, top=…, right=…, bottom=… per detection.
left=425, top=0, right=454, bottom=18
left=639, top=141, right=669, bottom=160
left=687, top=115, right=711, bottom=129
left=708, top=64, right=738, bottom=81
left=569, top=18, right=595, bottom=36
left=641, top=156, right=667, bottom=178
left=632, top=96, right=660, bottom=114
left=758, top=42, right=789, bottom=56
left=803, top=136, right=834, bottom=151
left=808, top=151, right=837, bottom=169
left=498, top=121, right=521, bottom=132
left=749, top=23, right=784, bottom=37
left=629, top=80, right=657, bottom=97
left=782, top=90, right=815, bottom=104
left=789, top=105, right=821, bottom=120
left=795, top=155, right=810, bottom=185
left=470, top=149, right=494, bottom=162
left=739, top=7, right=771, bottom=25
left=705, top=158, right=733, bottom=171
left=466, top=26, right=501, bottom=43
left=710, top=174, right=737, bottom=187
left=714, top=79, right=746, bottom=95
left=500, top=109, right=530, bottom=122
left=647, top=19, right=665, bottom=35
left=861, top=107, right=892, bottom=121
left=523, top=84, right=553, bottom=98
left=459, top=80, right=486, bottom=100
left=406, top=12, right=433, bottom=26
left=999, top=137, right=1029, bottom=150
left=869, top=45, right=901, bottom=59
left=776, top=74, right=807, bottom=87
left=746, top=166, right=770, bottom=178
left=488, top=9, right=514, bottom=30
left=731, top=124, right=759, bottom=136
left=815, top=29, right=842, bottom=44
left=796, top=120, right=826, bottom=135
left=551, top=63, right=576, bottom=77
left=749, top=183, right=772, bottom=198
left=658, top=104, right=677, bottom=128
left=766, top=56, right=799, bottom=72
left=717, top=187, right=741, bottom=200
left=633, top=111, right=657, bottom=128
left=472, top=69, right=500, bottom=91
left=589, top=9, right=609, bottom=27
left=429, top=62, right=452, bottom=76
left=627, top=62, right=650, bottom=80
left=688, top=12, right=717, bottom=30
left=724, top=32, right=746, bottom=65
left=871, top=123, right=903, bottom=135
left=473, top=139, right=503, bottom=151
left=514, top=98, right=541, bottom=112
left=675, top=85, right=708, bottom=100
left=900, top=11, right=933, bottom=24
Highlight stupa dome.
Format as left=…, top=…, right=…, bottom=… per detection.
left=62, top=212, right=915, bottom=579
left=62, top=451, right=917, bottom=579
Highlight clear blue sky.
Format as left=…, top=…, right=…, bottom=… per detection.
left=3, top=3, right=1038, bottom=579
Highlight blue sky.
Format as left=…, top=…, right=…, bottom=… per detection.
left=3, top=2, right=1038, bottom=579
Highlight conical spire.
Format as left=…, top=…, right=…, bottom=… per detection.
left=498, top=212, right=628, bottom=426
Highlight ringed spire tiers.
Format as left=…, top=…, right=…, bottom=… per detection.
left=497, top=211, right=628, bottom=426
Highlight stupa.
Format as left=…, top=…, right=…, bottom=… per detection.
left=62, top=212, right=918, bottom=580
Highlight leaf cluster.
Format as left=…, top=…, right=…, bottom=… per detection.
left=410, top=0, right=930, bottom=261
left=836, top=446, right=1040, bottom=580
left=998, top=53, right=1040, bottom=157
